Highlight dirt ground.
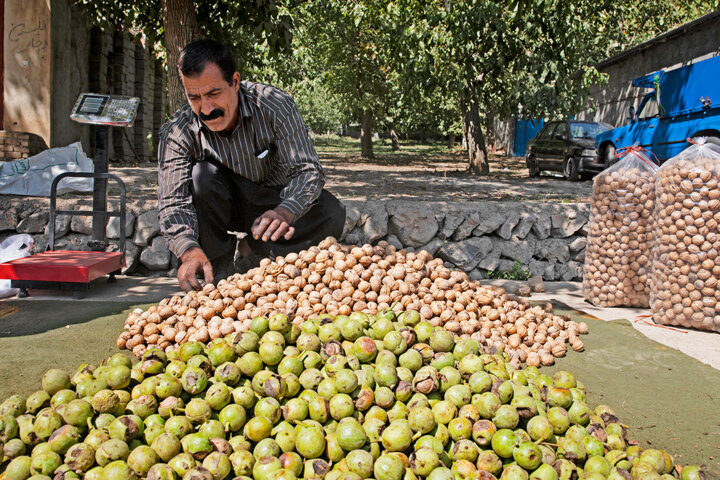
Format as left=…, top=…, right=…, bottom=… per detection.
left=110, top=144, right=592, bottom=205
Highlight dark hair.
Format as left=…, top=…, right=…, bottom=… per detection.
left=177, top=39, right=236, bottom=84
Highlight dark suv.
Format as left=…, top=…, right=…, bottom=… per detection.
left=525, top=120, right=613, bottom=181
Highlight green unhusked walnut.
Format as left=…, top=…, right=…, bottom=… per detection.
left=0, top=311, right=708, bottom=480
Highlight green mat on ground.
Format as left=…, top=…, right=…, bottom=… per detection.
left=0, top=299, right=718, bottom=475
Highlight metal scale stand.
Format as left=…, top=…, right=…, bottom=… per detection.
left=0, top=94, right=140, bottom=297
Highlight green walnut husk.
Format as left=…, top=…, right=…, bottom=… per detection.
left=0, top=309, right=708, bottom=480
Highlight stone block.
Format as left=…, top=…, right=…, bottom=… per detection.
left=419, top=238, right=443, bottom=256
left=122, top=243, right=141, bottom=274
left=70, top=215, right=93, bottom=235
left=44, top=214, right=71, bottom=239
left=551, top=210, right=589, bottom=238
left=568, top=236, right=587, bottom=252
left=388, top=208, right=439, bottom=248
left=0, top=208, right=19, bottom=231
left=532, top=215, right=551, bottom=239
left=358, top=202, right=387, bottom=244
left=564, top=261, right=583, bottom=281
left=106, top=212, right=136, bottom=239
left=438, top=237, right=493, bottom=271
left=497, top=212, right=521, bottom=240
left=535, top=238, right=570, bottom=263
left=452, top=213, right=481, bottom=241
left=134, top=209, right=160, bottom=247
left=385, top=234, right=403, bottom=250
left=344, top=231, right=362, bottom=245
left=513, top=213, right=536, bottom=239
left=140, top=235, right=170, bottom=270
left=341, top=206, right=361, bottom=239
left=473, top=209, right=508, bottom=236
left=439, top=214, right=464, bottom=240
left=17, top=212, right=48, bottom=234
left=499, top=236, right=535, bottom=264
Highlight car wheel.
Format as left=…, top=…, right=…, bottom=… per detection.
left=528, top=156, right=540, bottom=177
left=604, top=144, right=617, bottom=168
left=563, top=157, right=579, bottom=181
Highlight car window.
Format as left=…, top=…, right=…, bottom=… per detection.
left=538, top=123, right=557, bottom=140
left=569, top=122, right=611, bottom=139
left=638, top=94, right=659, bottom=119
left=554, top=123, right=569, bottom=137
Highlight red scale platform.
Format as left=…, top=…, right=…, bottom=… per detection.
left=0, top=250, right=122, bottom=285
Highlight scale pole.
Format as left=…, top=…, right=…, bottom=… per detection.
left=92, top=125, right=109, bottom=250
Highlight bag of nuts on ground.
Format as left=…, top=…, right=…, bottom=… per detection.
left=651, top=138, right=720, bottom=332
left=583, top=147, right=658, bottom=307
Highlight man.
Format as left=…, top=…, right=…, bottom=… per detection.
left=158, top=39, right=345, bottom=292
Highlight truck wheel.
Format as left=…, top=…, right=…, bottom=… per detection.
left=604, top=144, right=617, bottom=168
left=564, top=157, right=579, bottom=181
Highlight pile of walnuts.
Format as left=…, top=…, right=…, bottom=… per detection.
left=119, top=237, right=588, bottom=366
left=583, top=160, right=657, bottom=307
left=651, top=153, right=720, bottom=332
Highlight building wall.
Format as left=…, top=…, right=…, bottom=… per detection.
left=576, top=13, right=720, bottom=127
left=50, top=0, right=90, bottom=151
left=2, top=0, right=166, bottom=162
left=3, top=0, right=51, bottom=144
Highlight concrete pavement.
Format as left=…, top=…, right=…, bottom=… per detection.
left=4, top=275, right=719, bottom=371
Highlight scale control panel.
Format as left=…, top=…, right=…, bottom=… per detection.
left=70, top=93, right=140, bottom=127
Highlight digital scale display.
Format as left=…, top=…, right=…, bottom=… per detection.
left=70, top=93, right=140, bottom=127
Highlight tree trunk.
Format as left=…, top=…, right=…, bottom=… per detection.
left=390, top=126, right=400, bottom=151
left=462, top=100, right=489, bottom=174
left=161, top=0, right=201, bottom=114
left=448, top=133, right=456, bottom=149
left=485, top=109, right=496, bottom=152
left=360, top=110, right=374, bottom=158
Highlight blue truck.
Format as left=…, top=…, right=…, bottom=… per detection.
left=596, top=55, right=720, bottom=165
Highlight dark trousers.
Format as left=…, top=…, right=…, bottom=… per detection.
left=191, top=159, right=346, bottom=262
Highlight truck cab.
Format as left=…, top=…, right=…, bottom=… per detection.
left=596, top=55, right=720, bottom=166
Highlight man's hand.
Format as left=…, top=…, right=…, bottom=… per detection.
left=252, top=207, right=295, bottom=242
left=178, top=247, right=214, bottom=292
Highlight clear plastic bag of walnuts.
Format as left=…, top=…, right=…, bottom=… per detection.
left=651, top=138, right=720, bottom=332
left=583, top=147, right=658, bottom=307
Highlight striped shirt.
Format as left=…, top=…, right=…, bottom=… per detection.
left=157, top=80, right=325, bottom=258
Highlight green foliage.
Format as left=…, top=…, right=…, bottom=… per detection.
left=487, top=260, right=532, bottom=281
left=74, top=0, right=293, bottom=73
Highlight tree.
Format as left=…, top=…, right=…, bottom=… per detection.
left=395, top=0, right=709, bottom=174
left=290, top=0, right=412, bottom=158
left=75, top=0, right=293, bottom=112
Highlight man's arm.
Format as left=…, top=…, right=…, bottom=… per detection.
left=252, top=94, right=325, bottom=242
left=158, top=119, right=212, bottom=289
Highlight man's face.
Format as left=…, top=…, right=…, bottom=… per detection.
left=181, top=62, right=241, bottom=133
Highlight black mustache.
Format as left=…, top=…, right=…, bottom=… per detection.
left=200, top=108, right=224, bottom=121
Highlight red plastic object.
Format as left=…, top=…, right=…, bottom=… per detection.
left=0, top=250, right=122, bottom=283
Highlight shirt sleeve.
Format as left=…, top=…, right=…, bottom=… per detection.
left=157, top=120, right=200, bottom=258
left=272, top=95, right=325, bottom=220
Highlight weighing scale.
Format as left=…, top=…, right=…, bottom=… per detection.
left=0, top=93, right=140, bottom=297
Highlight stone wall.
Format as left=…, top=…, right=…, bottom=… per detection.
left=0, top=196, right=589, bottom=282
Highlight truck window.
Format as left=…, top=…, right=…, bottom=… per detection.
left=638, top=94, right=659, bottom=119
